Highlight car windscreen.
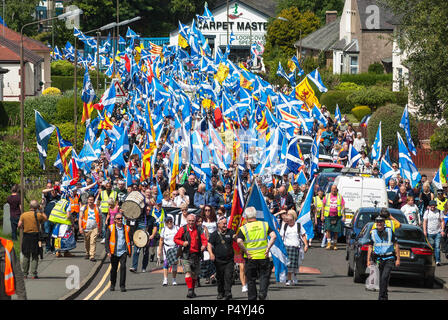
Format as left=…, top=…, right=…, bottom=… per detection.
left=395, top=228, right=426, bottom=242
left=356, top=211, right=407, bottom=229
left=300, top=143, right=328, bottom=156
left=318, top=174, right=338, bottom=189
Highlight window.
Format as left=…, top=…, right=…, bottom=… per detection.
left=350, top=56, right=358, bottom=74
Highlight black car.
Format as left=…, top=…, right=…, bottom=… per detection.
left=347, top=222, right=435, bottom=287
left=345, top=207, right=409, bottom=249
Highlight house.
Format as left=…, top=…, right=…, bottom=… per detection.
left=295, top=11, right=341, bottom=69
left=330, top=0, right=395, bottom=74
left=169, top=0, right=276, bottom=62
left=0, top=24, right=51, bottom=101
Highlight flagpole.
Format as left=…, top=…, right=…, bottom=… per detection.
left=74, top=37, right=78, bottom=151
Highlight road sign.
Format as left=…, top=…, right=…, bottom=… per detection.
left=114, top=81, right=126, bottom=104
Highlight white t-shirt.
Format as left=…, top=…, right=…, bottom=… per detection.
left=423, top=209, right=444, bottom=234
left=353, top=138, right=366, bottom=152
left=174, top=195, right=189, bottom=207
left=81, top=206, right=97, bottom=231
left=179, top=214, right=188, bottom=227
left=279, top=222, right=306, bottom=248
left=160, top=225, right=179, bottom=250
left=203, top=221, right=217, bottom=235
left=401, top=204, right=420, bottom=226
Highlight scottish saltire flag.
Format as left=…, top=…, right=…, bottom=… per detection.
left=397, top=132, right=421, bottom=188
left=53, top=46, right=63, bottom=60
left=130, top=144, right=142, bottom=161
left=335, top=104, right=342, bottom=125
left=309, top=133, right=320, bottom=178
left=288, top=55, right=304, bottom=76
left=307, top=69, right=327, bottom=93
left=312, top=104, right=327, bottom=127
left=286, top=136, right=305, bottom=174
left=296, top=170, right=307, bottom=185
left=276, top=61, right=289, bottom=80
left=110, top=128, right=129, bottom=169
left=297, top=177, right=316, bottom=240
left=196, top=2, right=214, bottom=22
left=347, top=144, right=361, bottom=168
left=81, top=68, right=96, bottom=123
left=35, top=110, right=56, bottom=169
left=246, top=183, right=289, bottom=283
left=399, top=105, right=417, bottom=156
left=229, top=31, right=236, bottom=44
left=99, top=81, right=117, bottom=117
left=380, top=159, right=394, bottom=185
left=370, top=121, right=382, bottom=163
left=383, top=146, right=391, bottom=164
left=433, top=168, right=443, bottom=190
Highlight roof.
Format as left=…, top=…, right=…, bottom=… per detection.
left=0, top=36, right=44, bottom=64
left=295, top=16, right=341, bottom=51
left=214, top=0, right=277, bottom=18
left=344, top=39, right=359, bottom=52
left=0, top=24, right=50, bottom=52
left=357, top=0, right=395, bottom=31
left=331, top=38, right=346, bottom=51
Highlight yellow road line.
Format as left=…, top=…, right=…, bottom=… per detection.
left=83, top=264, right=111, bottom=300
left=94, top=281, right=111, bottom=300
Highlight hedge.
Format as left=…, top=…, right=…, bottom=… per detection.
left=0, top=101, right=20, bottom=128
left=346, top=87, right=396, bottom=109
left=340, top=73, right=393, bottom=87
left=351, top=106, right=371, bottom=121
left=367, top=104, right=418, bottom=150
left=51, top=75, right=107, bottom=92
left=319, top=90, right=356, bottom=114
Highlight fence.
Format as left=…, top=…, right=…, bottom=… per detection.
left=389, top=148, right=447, bottom=168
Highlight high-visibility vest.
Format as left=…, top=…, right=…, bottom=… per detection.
left=80, top=205, right=101, bottom=230
left=437, top=198, right=447, bottom=212
left=151, top=208, right=165, bottom=235
left=108, top=224, right=131, bottom=256
left=372, top=219, right=397, bottom=233
left=240, top=221, right=269, bottom=260
left=1, top=238, right=15, bottom=296
left=100, top=190, right=117, bottom=213
left=371, top=227, right=395, bottom=258
left=323, top=193, right=342, bottom=217
left=49, top=199, right=72, bottom=225
left=70, top=195, right=80, bottom=213
left=314, top=196, right=324, bottom=217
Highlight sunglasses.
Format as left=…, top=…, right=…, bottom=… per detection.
left=115, top=218, right=123, bottom=221
left=205, top=209, right=211, bottom=211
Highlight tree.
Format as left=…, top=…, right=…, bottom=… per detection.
left=380, top=0, right=448, bottom=117
left=263, top=7, right=321, bottom=82
left=2, top=0, right=40, bottom=36
left=31, top=19, right=75, bottom=49
left=276, top=0, right=344, bottom=24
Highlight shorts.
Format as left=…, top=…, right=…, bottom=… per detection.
left=181, top=253, right=201, bottom=276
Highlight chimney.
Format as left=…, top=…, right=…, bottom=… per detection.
left=326, top=11, right=338, bottom=24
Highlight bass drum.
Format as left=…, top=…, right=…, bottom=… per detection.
left=122, top=191, right=145, bottom=220
left=133, top=229, right=149, bottom=248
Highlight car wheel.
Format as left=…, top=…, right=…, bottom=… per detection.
left=353, top=260, right=364, bottom=283
left=347, top=261, right=353, bottom=277
left=423, top=276, right=434, bottom=288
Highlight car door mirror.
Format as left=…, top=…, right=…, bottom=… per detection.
left=350, top=232, right=357, bottom=239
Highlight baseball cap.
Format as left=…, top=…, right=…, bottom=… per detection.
left=375, top=216, right=385, bottom=222
left=429, top=200, right=437, bottom=206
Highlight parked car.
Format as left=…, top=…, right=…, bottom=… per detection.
left=347, top=222, right=435, bottom=287
left=317, top=163, right=344, bottom=174
left=345, top=207, right=408, bottom=255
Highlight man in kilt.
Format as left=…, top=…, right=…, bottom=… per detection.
left=158, top=216, right=180, bottom=286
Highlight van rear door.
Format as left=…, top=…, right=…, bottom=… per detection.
left=360, top=178, right=388, bottom=208
left=337, top=176, right=363, bottom=225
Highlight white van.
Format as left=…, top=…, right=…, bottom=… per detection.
left=333, top=174, right=388, bottom=226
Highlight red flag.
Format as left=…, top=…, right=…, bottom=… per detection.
left=214, top=107, right=223, bottom=128
left=227, top=173, right=245, bottom=254
left=123, top=54, right=131, bottom=73
left=69, top=158, right=79, bottom=185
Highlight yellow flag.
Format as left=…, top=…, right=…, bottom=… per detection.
left=295, top=77, right=320, bottom=109
left=170, top=147, right=180, bottom=193
left=214, top=63, right=229, bottom=84
left=178, top=34, right=189, bottom=48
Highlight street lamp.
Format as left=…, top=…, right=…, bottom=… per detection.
left=19, top=7, right=82, bottom=225
left=112, top=16, right=141, bottom=75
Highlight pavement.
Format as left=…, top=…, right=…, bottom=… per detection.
left=11, top=238, right=448, bottom=300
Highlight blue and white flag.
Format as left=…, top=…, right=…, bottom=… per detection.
left=229, top=31, right=236, bottom=44
left=100, top=81, right=117, bottom=118
left=297, top=177, right=316, bottom=240
left=35, top=110, right=56, bottom=169
left=433, top=168, right=443, bottom=190
left=312, top=104, right=327, bottom=127
left=276, top=61, right=289, bottom=80
left=296, top=170, right=307, bottom=185
left=397, top=132, right=421, bottom=188
left=307, top=69, right=327, bottom=93
left=335, top=104, right=342, bottom=125
left=130, top=144, right=142, bottom=161
left=286, top=136, right=305, bottom=174
left=196, top=2, right=214, bottom=23
left=383, top=146, right=391, bottom=165
left=380, top=158, right=394, bottom=185
left=309, top=133, right=320, bottom=178
left=246, top=183, right=289, bottom=283
left=399, top=105, right=417, bottom=156
left=347, top=144, right=361, bottom=168
left=370, top=121, right=382, bottom=163
left=110, top=128, right=129, bottom=169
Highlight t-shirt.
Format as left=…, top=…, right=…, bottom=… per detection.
left=323, top=194, right=345, bottom=217
left=160, top=225, right=180, bottom=250
left=279, top=222, right=306, bottom=248
left=85, top=208, right=98, bottom=231
left=423, top=209, right=444, bottom=234
left=203, top=221, right=217, bottom=235
left=6, top=194, right=21, bottom=219
left=208, top=229, right=235, bottom=263
left=401, top=204, right=420, bottom=226
left=19, top=211, right=46, bottom=233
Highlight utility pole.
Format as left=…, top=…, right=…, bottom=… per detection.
left=226, top=0, right=229, bottom=46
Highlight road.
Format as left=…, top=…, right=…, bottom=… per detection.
left=76, top=242, right=448, bottom=301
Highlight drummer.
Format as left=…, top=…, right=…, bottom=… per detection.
left=129, top=204, right=157, bottom=273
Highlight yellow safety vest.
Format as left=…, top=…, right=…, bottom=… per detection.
left=314, top=196, right=324, bottom=217
left=372, top=219, right=398, bottom=233
left=49, top=199, right=72, bottom=225
left=100, top=190, right=117, bottom=213
left=437, top=198, right=447, bottom=212
left=240, top=221, right=269, bottom=260
left=323, top=193, right=342, bottom=217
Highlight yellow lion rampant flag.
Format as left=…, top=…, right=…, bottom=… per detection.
left=214, top=63, right=229, bottom=84
left=295, top=77, right=320, bottom=109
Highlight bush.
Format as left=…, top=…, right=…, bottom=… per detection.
left=352, top=106, right=372, bottom=121
left=367, top=104, right=418, bottom=149
left=42, top=87, right=62, bottom=96
left=51, top=60, right=78, bottom=76
left=368, top=62, right=384, bottom=74
left=346, top=87, right=396, bottom=109
left=0, top=101, right=20, bottom=128
left=335, top=82, right=365, bottom=91
left=51, top=74, right=107, bottom=92
left=319, top=90, right=355, bottom=114
left=24, top=95, right=61, bottom=126
left=393, top=90, right=409, bottom=107
left=340, top=73, right=393, bottom=87
left=55, top=95, right=83, bottom=122
left=430, top=127, right=448, bottom=151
